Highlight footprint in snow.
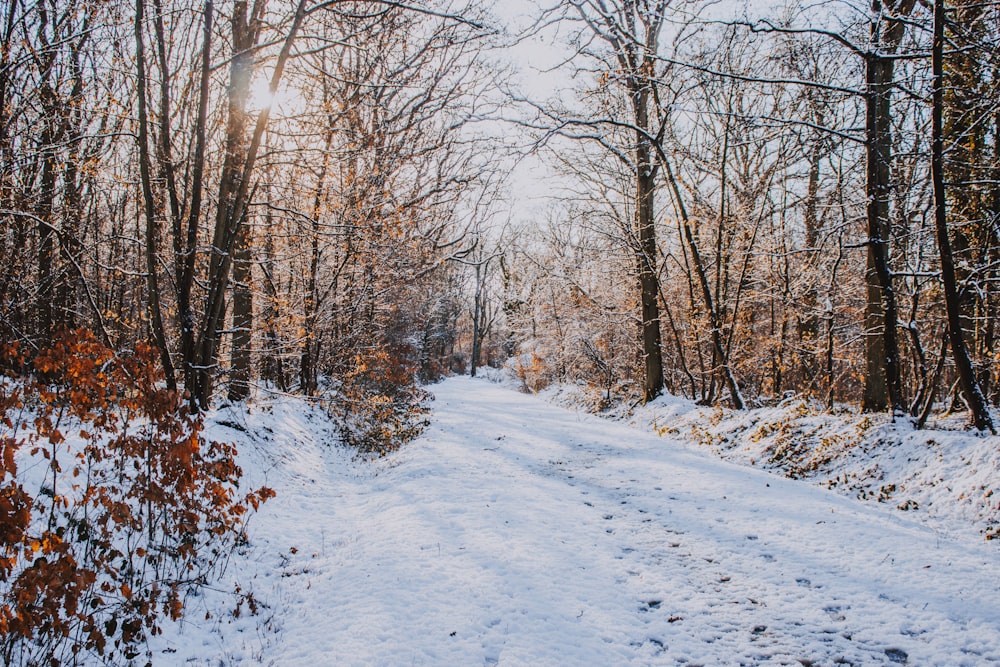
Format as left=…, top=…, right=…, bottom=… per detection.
left=884, top=648, right=908, bottom=664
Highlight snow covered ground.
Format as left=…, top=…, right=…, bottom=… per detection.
left=152, top=376, right=1000, bottom=666
left=536, top=382, right=1000, bottom=542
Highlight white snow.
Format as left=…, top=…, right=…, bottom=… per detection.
left=151, top=376, right=1000, bottom=666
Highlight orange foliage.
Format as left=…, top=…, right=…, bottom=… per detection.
left=515, top=352, right=551, bottom=393
left=335, top=344, right=429, bottom=457
left=0, top=330, right=273, bottom=665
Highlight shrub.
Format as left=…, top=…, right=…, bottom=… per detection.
left=513, top=351, right=552, bottom=394
left=0, top=330, right=273, bottom=666
left=333, top=346, right=429, bottom=457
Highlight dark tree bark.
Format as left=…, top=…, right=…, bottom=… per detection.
left=471, top=261, right=484, bottom=377
left=177, top=1, right=209, bottom=407
left=470, top=253, right=498, bottom=377
left=299, top=210, right=321, bottom=394
left=300, top=118, right=335, bottom=396
left=567, top=0, right=667, bottom=402
left=135, top=0, right=176, bottom=389
left=635, top=95, right=664, bottom=401
left=860, top=0, right=915, bottom=414
left=228, top=216, right=255, bottom=401
left=931, top=0, right=994, bottom=432
left=259, top=196, right=287, bottom=391
left=33, top=3, right=60, bottom=340
left=205, top=0, right=261, bottom=404
left=798, top=103, right=825, bottom=384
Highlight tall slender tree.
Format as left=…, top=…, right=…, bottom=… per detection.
left=860, top=0, right=916, bottom=414
left=553, top=0, right=670, bottom=402
left=931, top=0, right=994, bottom=431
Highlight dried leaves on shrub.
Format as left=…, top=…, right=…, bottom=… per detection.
left=0, top=330, right=273, bottom=665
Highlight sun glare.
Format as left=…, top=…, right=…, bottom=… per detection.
left=247, top=76, right=306, bottom=117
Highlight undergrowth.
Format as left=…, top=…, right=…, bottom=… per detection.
left=0, top=330, right=273, bottom=665
left=332, top=347, right=430, bottom=457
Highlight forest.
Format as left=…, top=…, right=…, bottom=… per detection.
left=4, top=0, right=1000, bottom=430
left=1, top=0, right=1000, bottom=661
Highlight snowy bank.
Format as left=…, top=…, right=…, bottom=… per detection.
left=533, top=378, right=1000, bottom=543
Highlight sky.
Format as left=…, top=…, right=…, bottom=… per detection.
left=486, top=0, right=578, bottom=228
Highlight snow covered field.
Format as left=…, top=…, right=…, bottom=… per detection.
left=152, top=376, right=1000, bottom=666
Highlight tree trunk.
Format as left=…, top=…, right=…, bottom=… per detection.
left=471, top=262, right=483, bottom=377
left=260, top=199, right=286, bottom=390
left=989, top=101, right=1000, bottom=404
left=228, top=217, right=254, bottom=401
left=300, top=213, right=321, bottom=394
left=860, top=0, right=915, bottom=414
left=179, top=0, right=213, bottom=410
left=658, top=147, right=744, bottom=409
left=196, top=0, right=259, bottom=406
left=633, top=81, right=664, bottom=402
left=862, top=53, right=903, bottom=414
left=799, top=123, right=823, bottom=383
left=36, top=142, right=57, bottom=340
left=193, top=0, right=305, bottom=408
left=135, top=0, right=176, bottom=389
left=35, top=9, right=58, bottom=340
left=300, top=122, right=335, bottom=395
left=931, top=0, right=994, bottom=432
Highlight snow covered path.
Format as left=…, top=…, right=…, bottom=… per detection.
left=159, top=377, right=1000, bottom=665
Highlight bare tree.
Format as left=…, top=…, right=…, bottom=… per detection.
left=931, top=0, right=994, bottom=431
left=542, top=0, right=670, bottom=402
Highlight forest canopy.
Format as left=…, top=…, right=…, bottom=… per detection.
left=1, top=0, right=999, bottom=430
